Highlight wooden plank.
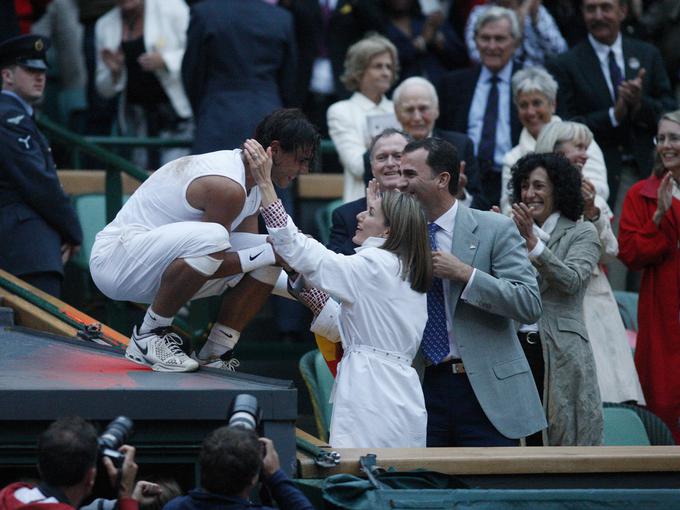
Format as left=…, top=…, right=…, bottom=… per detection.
left=297, top=445, right=680, bottom=479
left=58, top=170, right=143, bottom=195
left=297, top=174, right=344, bottom=199
left=0, top=290, right=78, bottom=337
left=0, top=269, right=129, bottom=347
left=59, top=170, right=345, bottom=200
left=297, top=428, right=330, bottom=447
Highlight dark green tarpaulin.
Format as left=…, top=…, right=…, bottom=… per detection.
left=320, top=474, right=680, bottom=509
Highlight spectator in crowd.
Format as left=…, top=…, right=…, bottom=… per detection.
left=637, top=0, right=680, bottom=91
left=618, top=109, right=680, bottom=443
left=95, top=0, right=192, bottom=169
left=328, top=128, right=410, bottom=255
left=0, top=417, right=139, bottom=510
left=165, top=428, right=314, bottom=510
left=393, top=76, right=483, bottom=207
left=383, top=0, right=468, bottom=88
left=510, top=152, right=603, bottom=445
left=542, top=0, right=587, bottom=47
left=31, top=0, right=87, bottom=129
left=299, top=0, right=388, bottom=136
left=77, top=0, right=116, bottom=148
left=437, top=7, right=523, bottom=209
left=500, top=67, right=609, bottom=215
left=279, top=0, right=323, bottom=111
left=399, top=137, right=546, bottom=447
left=89, top=110, right=318, bottom=373
left=546, top=0, right=676, bottom=214
left=250, top=139, right=431, bottom=448
left=465, top=0, right=567, bottom=68
left=328, top=34, right=400, bottom=203
left=182, top=0, right=296, bottom=156
left=535, top=121, right=645, bottom=405
left=328, top=0, right=387, bottom=99
left=0, top=2, right=20, bottom=40
left=0, top=34, right=82, bottom=297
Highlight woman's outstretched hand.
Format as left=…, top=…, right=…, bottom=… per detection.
left=511, top=203, right=538, bottom=252
left=244, top=139, right=278, bottom=206
left=366, top=179, right=381, bottom=209
left=244, top=138, right=272, bottom=185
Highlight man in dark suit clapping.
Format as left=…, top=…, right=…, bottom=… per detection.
left=546, top=0, right=676, bottom=211
left=437, top=7, right=523, bottom=209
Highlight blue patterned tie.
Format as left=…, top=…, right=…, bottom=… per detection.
left=478, top=74, right=499, bottom=175
left=608, top=50, right=623, bottom=101
left=421, top=223, right=450, bottom=364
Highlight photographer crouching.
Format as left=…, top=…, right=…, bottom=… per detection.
left=0, top=417, right=148, bottom=510
left=165, top=427, right=314, bottom=510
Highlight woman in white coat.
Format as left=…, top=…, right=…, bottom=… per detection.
left=500, top=67, right=608, bottom=215
left=535, top=121, right=645, bottom=404
left=328, top=35, right=401, bottom=203
left=95, top=0, right=192, bottom=167
left=244, top=139, right=431, bottom=448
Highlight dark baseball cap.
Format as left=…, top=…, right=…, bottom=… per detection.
left=0, top=34, right=50, bottom=71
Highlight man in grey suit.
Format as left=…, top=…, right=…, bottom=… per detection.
left=398, top=137, right=546, bottom=446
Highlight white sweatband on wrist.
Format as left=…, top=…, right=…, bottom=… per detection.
left=238, top=243, right=276, bottom=273
left=183, top=254, right=223, bottom=277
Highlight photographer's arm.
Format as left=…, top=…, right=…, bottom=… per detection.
left=102, top=446, right=140, bottom=510
left=259, top=439, right=315, bottom=510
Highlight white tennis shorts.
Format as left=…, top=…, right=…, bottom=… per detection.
left=90, top=221, right=267, bottom=304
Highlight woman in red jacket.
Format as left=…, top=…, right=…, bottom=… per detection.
left=618, top=109, right=680, bottom=443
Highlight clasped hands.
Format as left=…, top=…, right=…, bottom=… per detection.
left=614, top=68, right=646, bottom=122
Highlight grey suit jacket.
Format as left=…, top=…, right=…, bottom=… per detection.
left=447, top=205, right=546, bottom=438
left=534, top=216, right=604, bottom=445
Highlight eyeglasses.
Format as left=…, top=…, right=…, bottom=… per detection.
left=654, top=134, right=680, bottom=146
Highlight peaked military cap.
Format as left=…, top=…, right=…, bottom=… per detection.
left=0, top=34, right=50, bottom=71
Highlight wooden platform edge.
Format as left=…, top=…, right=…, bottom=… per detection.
left=296, top=445, right=680, bottom=479
left=0, top=269, right=129, bottom=347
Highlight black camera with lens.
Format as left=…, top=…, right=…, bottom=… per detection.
left=227, top=394, right=262, bottom=434
left=98, top=416, right=134, bottom=468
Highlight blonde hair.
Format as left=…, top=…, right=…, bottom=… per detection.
left=340, top=34, right=399, bottom=92
left=380, top=191, right=432, bottom=293
left=653, top=109, right=680, bottom=177
left=535, top=121, right=593, bottom=154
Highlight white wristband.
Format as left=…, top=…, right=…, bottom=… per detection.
left=238, top=243, right=276, bottom=273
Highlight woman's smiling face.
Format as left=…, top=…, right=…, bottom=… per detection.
left=353, top=199, right=388, bottom=244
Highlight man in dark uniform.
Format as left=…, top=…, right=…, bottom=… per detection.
left=0, top=34, right=82, bottom=297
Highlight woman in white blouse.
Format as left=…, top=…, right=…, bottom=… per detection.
left=244, top=139, right=431, bottom=448
left=500, top=67, right=608, bottom=215
left=535, top=121, right=645, bottom=405
left=328, top=35, right=400, bottom=202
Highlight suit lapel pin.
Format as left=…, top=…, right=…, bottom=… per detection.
left=469, top=244, right=476, bottom=250
left=627, top=57, right=640, bottom=71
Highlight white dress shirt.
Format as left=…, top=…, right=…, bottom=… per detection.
left=468, top=61, right=513, bottom=169
left=587, top=33, right=624, bottom=127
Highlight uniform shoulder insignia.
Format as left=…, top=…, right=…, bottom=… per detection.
left=6, top=114, right=25, bottom=125
left=17, top=134, right=31, bottom=149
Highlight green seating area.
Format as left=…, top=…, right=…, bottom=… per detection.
left=299, top=350, right=334, bottom=442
